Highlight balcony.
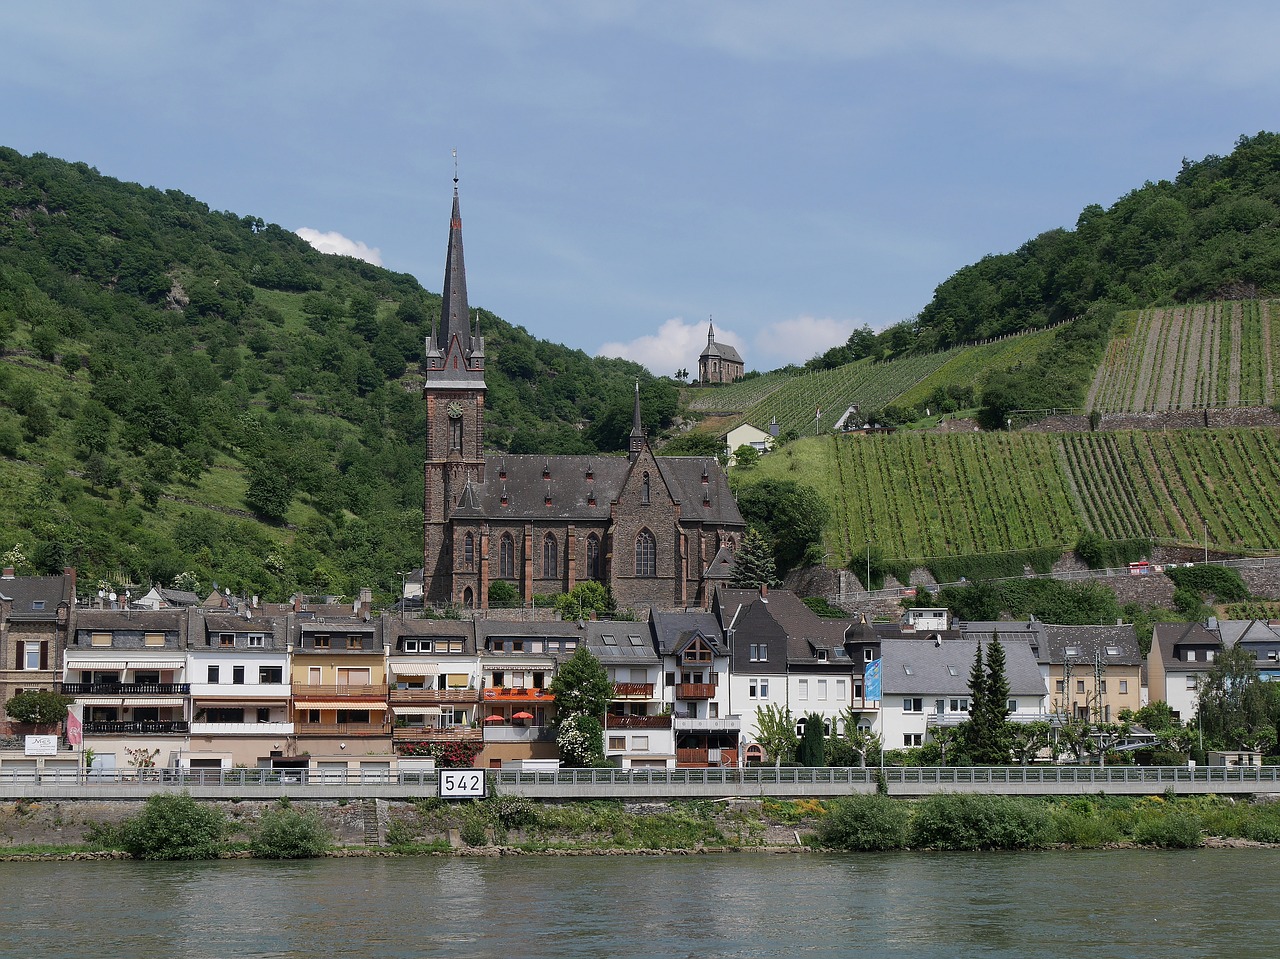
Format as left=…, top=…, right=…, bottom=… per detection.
left=927, top=709, right=1049, bottom=728
left=612, top=682, right=655, bottom=699
left=676, top=747, right=739, bottom=767
left=61, top=683, right=190, bottom=695
left=675, top=683, right=717, bottom=700
left=190, top=722, right=296, bottom=736
left=293, top=722, right=392, bottom=737
left=392, top=726, right=482, bottom=743
left=673, top=716, right=742, bottom=732
left=292, top=685, right=382, bottom=700
left=606, top=714, right=672, bottom=730
left=84, top=721, right=189, bottom=735
left=389, top=687, right=480, bottom=704
left=482, top=687, right=555, bottom=703
left=482, top=724, right=556, bottom=743
left=190, top=683, right=289, bottom=700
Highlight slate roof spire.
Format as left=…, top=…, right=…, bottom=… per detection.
left=629, top=379, right=645, bottom=463
left=438, top=176, right=469, bottom=354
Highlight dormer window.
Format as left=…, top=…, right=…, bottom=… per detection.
left=817, top=650, right=828, bottom=662
left=1105, top=646, right=1121, bottom=656
left=1065, top=646, right=1079, bottom=656
left=31, top=601, right=44, bottom=611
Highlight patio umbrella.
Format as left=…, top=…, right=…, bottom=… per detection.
left=484, top=713, right=505, bottom=722
left=512, top=711, right=534, bottom=720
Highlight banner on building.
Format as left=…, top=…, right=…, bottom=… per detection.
left=864, top=659, right=882, bottom=702
left=65, top=704, right=83, bottom=747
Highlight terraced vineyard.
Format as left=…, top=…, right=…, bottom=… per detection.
left=685, top=371, right=792, bottom=413
left=1086, top=300, right=1280, bottom=412
left=753, top=427, right=1280, bottom=564
left=1059, top=429, right=1280, bottom=551
left=893, top=325, right=1064, bottom=411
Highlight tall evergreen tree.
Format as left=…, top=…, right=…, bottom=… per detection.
left=796, top=712, right=827, bottom=766
left=730, top=526, right=779, bottom=589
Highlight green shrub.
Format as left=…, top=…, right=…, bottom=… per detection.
left=1132, top=809, right=1202, bottom=848
left=250, top=803, right=332, bottom=858
left=909, top=794, right=1051, bottom=850
left=487, top=794, right=537, bottom=829
left=460, top=817, right=488, bottom=847
left=1045, top=799, right=1124, bottom=848
left=119, top=792, right=226, bottom=860
left=817, top=794, right=910, bottom=851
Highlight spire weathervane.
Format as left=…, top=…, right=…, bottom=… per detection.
left=452, top=148, right=458, bottom=188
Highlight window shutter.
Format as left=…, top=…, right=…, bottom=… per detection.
left=39, top=641, right=48, bottom=671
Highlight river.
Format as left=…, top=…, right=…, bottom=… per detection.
left=1, top=850, right=1275, bottom=958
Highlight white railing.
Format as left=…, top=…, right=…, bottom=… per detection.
left=189, top=722, right=295, bottom=735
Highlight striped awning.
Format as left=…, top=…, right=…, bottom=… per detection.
left=124, top=697, right=186, bottom=707
left=387, top=662, right=441, bottom=676
left=129, top=661, right=185, bottom=669
left=65, top=660, right=129, bottom=670
left=294, top=701, right=386, bottom=711
left=75, top=697, right=123, bottom=706
left=393, top=706, right=443, bottom=716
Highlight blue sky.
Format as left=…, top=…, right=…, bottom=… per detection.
left=5, top=2, right=1280, bottom=375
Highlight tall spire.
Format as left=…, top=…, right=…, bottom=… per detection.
left=628, top=380, right=645, bottom=463
left=708, top=316, right=715, bottom=344
left=438, top=168, right=469, bottom=353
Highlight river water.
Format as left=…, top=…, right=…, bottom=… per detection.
left=1, top=850, right=1275, bottom=958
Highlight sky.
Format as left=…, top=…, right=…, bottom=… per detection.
left=5, top=2, right=1280, bottom=375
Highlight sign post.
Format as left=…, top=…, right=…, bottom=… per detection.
left=439, top=769, right=486, bottom=800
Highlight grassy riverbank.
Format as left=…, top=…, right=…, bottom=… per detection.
left=2, top=793, right=1279, bottom=859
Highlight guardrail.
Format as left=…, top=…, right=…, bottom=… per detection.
left=1, top=765, right=1277, bottom=799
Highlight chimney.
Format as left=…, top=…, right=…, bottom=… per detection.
left=759, top=583, right=768, bottom=599
left=1, top=567, right=13, bottom=579
left=293, top=593, right=302, bottom=613
left=63, top=566, right=77, bottom=598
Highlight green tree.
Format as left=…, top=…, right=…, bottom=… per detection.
left=732, top=444, right=760, bottom=468
left=752, top=703, right=799, bottom=765
left=796, top=712, right=827, bottom=766
left=119, top=792, right=226, bottom=861
left=965, top=634, right=1012, bottom=764
left=548, top=646, right=614, bottom=720
left=488, top=579, right=519, bottom=608
left=554, top=581, right=614, bottom=619
left=733, top=478, right=828, bottom=573
left=730, top=527, right=778, bottom=589
left=659, top=431, right=723, bottom=457
left=4, top=690, right=73, bottom=725
left=1196, top=644, right=1280, bottom=751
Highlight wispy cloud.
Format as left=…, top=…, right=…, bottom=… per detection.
left=296, top=228, right=383, bottom=266
left=752, top=315, right=857, bottom=367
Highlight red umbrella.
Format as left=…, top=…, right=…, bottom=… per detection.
left=512, top=711, right=534, bottom=720
left=484, top=713, right=505, bottom=722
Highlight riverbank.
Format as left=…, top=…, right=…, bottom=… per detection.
left=1, top=794, right=1278, bottom=859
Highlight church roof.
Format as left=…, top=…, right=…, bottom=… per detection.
left=700, top=339, right=744, bottom=363
left=448, top=453, right=744, bottom=526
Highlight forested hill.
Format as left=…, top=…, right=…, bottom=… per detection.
left=0, top=147, right=674, bottom=600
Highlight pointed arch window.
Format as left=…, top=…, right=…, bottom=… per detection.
left=499, top=533, right=515, bottom=579
left=542, top=532, right=559, bottom=580
left=450, top=418, right=463, bottom=451
left=463, top=532, right=475, bottom=568
left=642, top=471, right=650, bottom=505
left=462, top=586, right=474, bottom=609
left=586, top=533, right=602, bottom=581
left=635, top=529, right=656, bottom=578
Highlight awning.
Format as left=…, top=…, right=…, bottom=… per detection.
left=129, top=661, right=185, bottom=670
left=66, top=660, right=129, bottom=670
left=480, top=660, right=551, bottom=670
left=446, top=674, right=470, bottom=688
left=294, top=701, right=387, bottom=711
left=124, top=697, right=187, bottom=707
left=388, top=661, right=442, bottom=675
left=75, top=697, right=123, bottom=706
left=393, top=706, right=443, bottom=717
left=192, top=700, right=281, bottom=708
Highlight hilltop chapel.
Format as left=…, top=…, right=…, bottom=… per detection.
left=422, top=185, right=746, bottom=612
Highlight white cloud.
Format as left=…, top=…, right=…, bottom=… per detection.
left=597, top=316, right=742, bottom=377
left=295, top=228, right=383, bottom=266
left=752, top=315, right=857, bottom=368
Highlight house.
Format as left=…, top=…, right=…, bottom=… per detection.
left=721, top=422, right=773, bottom=466
left=651, top=609, right=739, bottom=766
left=61, top=609, right=192, bottom=772
left=878, top=635, right=1048, bottom=751
left=185, top=611, right=293, bottom=769
left=474, top=620, right=571, bottom=767
left=0, top=567, right=75, bottom=722
left=289, top=616, right=393, bottom=774
left=385, top=618, right=483, bottom=760
left=1147, top=621, right=1224, bottom=722
left=1217, top=619, right=1280, bottom=680
left=134, top=585, right=201, bottom=610
left=585, top=621, right=674, bottom=768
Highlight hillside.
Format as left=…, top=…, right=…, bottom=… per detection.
left=0, top=147, right=673, bottom=600
left=1087, top=300, right=1280, bottom=412
left=747, top=427, right=1280, bottom=572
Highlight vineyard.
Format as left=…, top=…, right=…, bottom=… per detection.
left=1086, top=300, right=1280, bottom=413
left=750, top=427, right=1280, bottom=566
left=685, top=371, right=791, bottom=414
left=893, top=325, right=1064, bottom=412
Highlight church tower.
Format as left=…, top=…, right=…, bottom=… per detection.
left=423, top=179, right=486, bottom=603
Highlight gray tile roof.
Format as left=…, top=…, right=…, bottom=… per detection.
left=583, top=621, right=659, bottom=665
left=0, top=574, right=71, bottom=620
left=650, top=610, right=726, bottom=656
left=1041, top=623, right=1142, bottom=666
left=1150, top=621, right=1223, bottom=672
left=880, top=636, right=1047, bottom=697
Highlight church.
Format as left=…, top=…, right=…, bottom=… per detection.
left=422, top=185, right=746, bottom=612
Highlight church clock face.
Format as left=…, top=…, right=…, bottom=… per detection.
left=447, top=401, right=464, bottom=419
